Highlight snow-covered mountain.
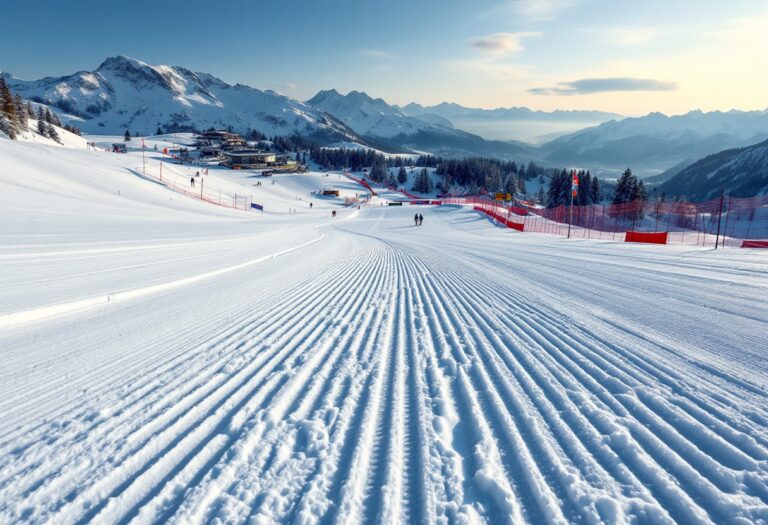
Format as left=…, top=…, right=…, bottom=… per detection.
left=306, top=89, right=533, bottom=159
left=400, top=102, right=620, bottom=143
left=307, top=89, right=451, bottom=138
left=2, top=56, right=359, bottom=141
left=539, top=109, right=768, bottom=176
left=658, top=138, right=768, bottom=200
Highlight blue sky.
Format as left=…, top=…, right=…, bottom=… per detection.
left=2, top=0, right=766, bottom=115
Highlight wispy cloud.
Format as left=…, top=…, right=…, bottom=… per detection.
left=283, top=82, right=297, bottom=91
left=479, top=0, right=577, bottom=21
left=360, top=49, right=395, bottom=59
left=513, top=0, right=576, bottom=19
left=469, top=32, right=539, bottom=55
left=530, top=77, right=677, bottom=95
left=600, top=26, right=658, bottom=45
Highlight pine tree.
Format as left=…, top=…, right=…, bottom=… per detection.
left=36, top=106, right=47, bottom=136
left=38, top=116, right=48, bottom=137
left=504, top=173, right=518, bottom=195
left=397, top=166, right=407, bottom=184
left=547, top=170, right=570, bottom=208
left=0, top=77, right=19, bottom=139
left=44, top=107, right=54, bottom=124
left=636, top=180, right=648, bottom=201
left=156, top=126, right=164, bottom=136
left=412, top=168, right=432, bottom=193
left=27, top=101, right=35, bottom=120
left=589, top=173, right=600, bottom=203
left=612, top=168, right=637, bottom=205
left=124, top=129, right=131, bottom=142
left=488, top=171, right=503, bottom=192
left=47, top=123, right=61, bottom=143
left=14, top=94, right=28, bottom=131
left=526, top=161, right=537, bottom=180
left=426, top=170, right=433, bottom=193
left=577, top=171, right=591, bottom=205
left=369, top=158, right=386, bottom=182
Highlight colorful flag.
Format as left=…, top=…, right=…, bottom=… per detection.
left=571, top=170, right=579, bottom=197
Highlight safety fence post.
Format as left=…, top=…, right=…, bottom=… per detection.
left=721, top=196, right=730, bottom=248
left=714, top=190, right=724, bottom=250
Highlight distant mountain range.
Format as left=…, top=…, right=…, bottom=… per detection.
left=400, top=102, right=620, bottom=143
left=538, top=110, right=768, bottom=178
left=658, top=138, right=768, bottom=200
left=4, top=56, right=768, bottom=185
left=2, top=56, right=361, bottom=143
left=306, top=89, right=532, bottom=159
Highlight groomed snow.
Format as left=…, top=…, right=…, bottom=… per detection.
left=1, top=138, right=767, bottom=524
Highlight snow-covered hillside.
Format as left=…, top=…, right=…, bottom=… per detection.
left=3, top=56, right=360, bottom=141
left=1, top=135, right=767, bottom=524
left=660, top=138, right=768, bottom=199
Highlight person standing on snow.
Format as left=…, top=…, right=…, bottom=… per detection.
left=418, top=213, right=424, bottom=226
left=190, top=177, right=195, bottom=188
left=414, top=213, right=419, bottom=227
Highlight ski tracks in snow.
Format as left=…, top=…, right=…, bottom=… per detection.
left=1, top=207, right=767, bottom=524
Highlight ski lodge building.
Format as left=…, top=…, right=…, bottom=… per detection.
left=222, top=150, right=277, bottom=169
left=194, top=131, right=247, bottom=158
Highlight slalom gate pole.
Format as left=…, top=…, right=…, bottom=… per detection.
left=568, top=198, right=573, bottom=239
left=714, top=190, right=724, bottom=250
left=160, top=161, right=163, bottom=182
left=200, top=176, right=204, bottom=200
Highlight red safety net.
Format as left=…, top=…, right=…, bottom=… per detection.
left=444, top=194, right=768, bottom=247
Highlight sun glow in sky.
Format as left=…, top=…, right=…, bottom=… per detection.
left=2, top=0, right=766, bottom=116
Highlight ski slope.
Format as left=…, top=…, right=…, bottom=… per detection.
left=1, top=139, right=768, bottom=524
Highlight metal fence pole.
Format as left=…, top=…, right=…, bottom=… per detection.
left=714, top=190, right=724, bottom=250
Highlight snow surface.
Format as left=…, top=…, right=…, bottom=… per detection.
left=1, top=137, right=768, bottom=524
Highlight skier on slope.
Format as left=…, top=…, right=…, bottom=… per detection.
left=414, top=213, right=419, bottom=226
left=190, top=177, right=195, bottom=188
left=419, top=213, right=424, bottom=226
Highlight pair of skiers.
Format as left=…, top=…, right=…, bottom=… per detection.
left=414, top=213, right=424, bottom=226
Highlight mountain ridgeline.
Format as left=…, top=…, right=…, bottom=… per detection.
left=3, top=56, right=768, bottom=198
left=659, top=139, right=768, bottom=200
left=2, top=56, right=362, bottom=144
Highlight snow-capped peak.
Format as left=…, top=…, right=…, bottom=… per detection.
left=5, top=57, right=360, bottom=141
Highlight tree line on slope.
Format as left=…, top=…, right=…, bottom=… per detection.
left=0, top=78, right=81, bottom=142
